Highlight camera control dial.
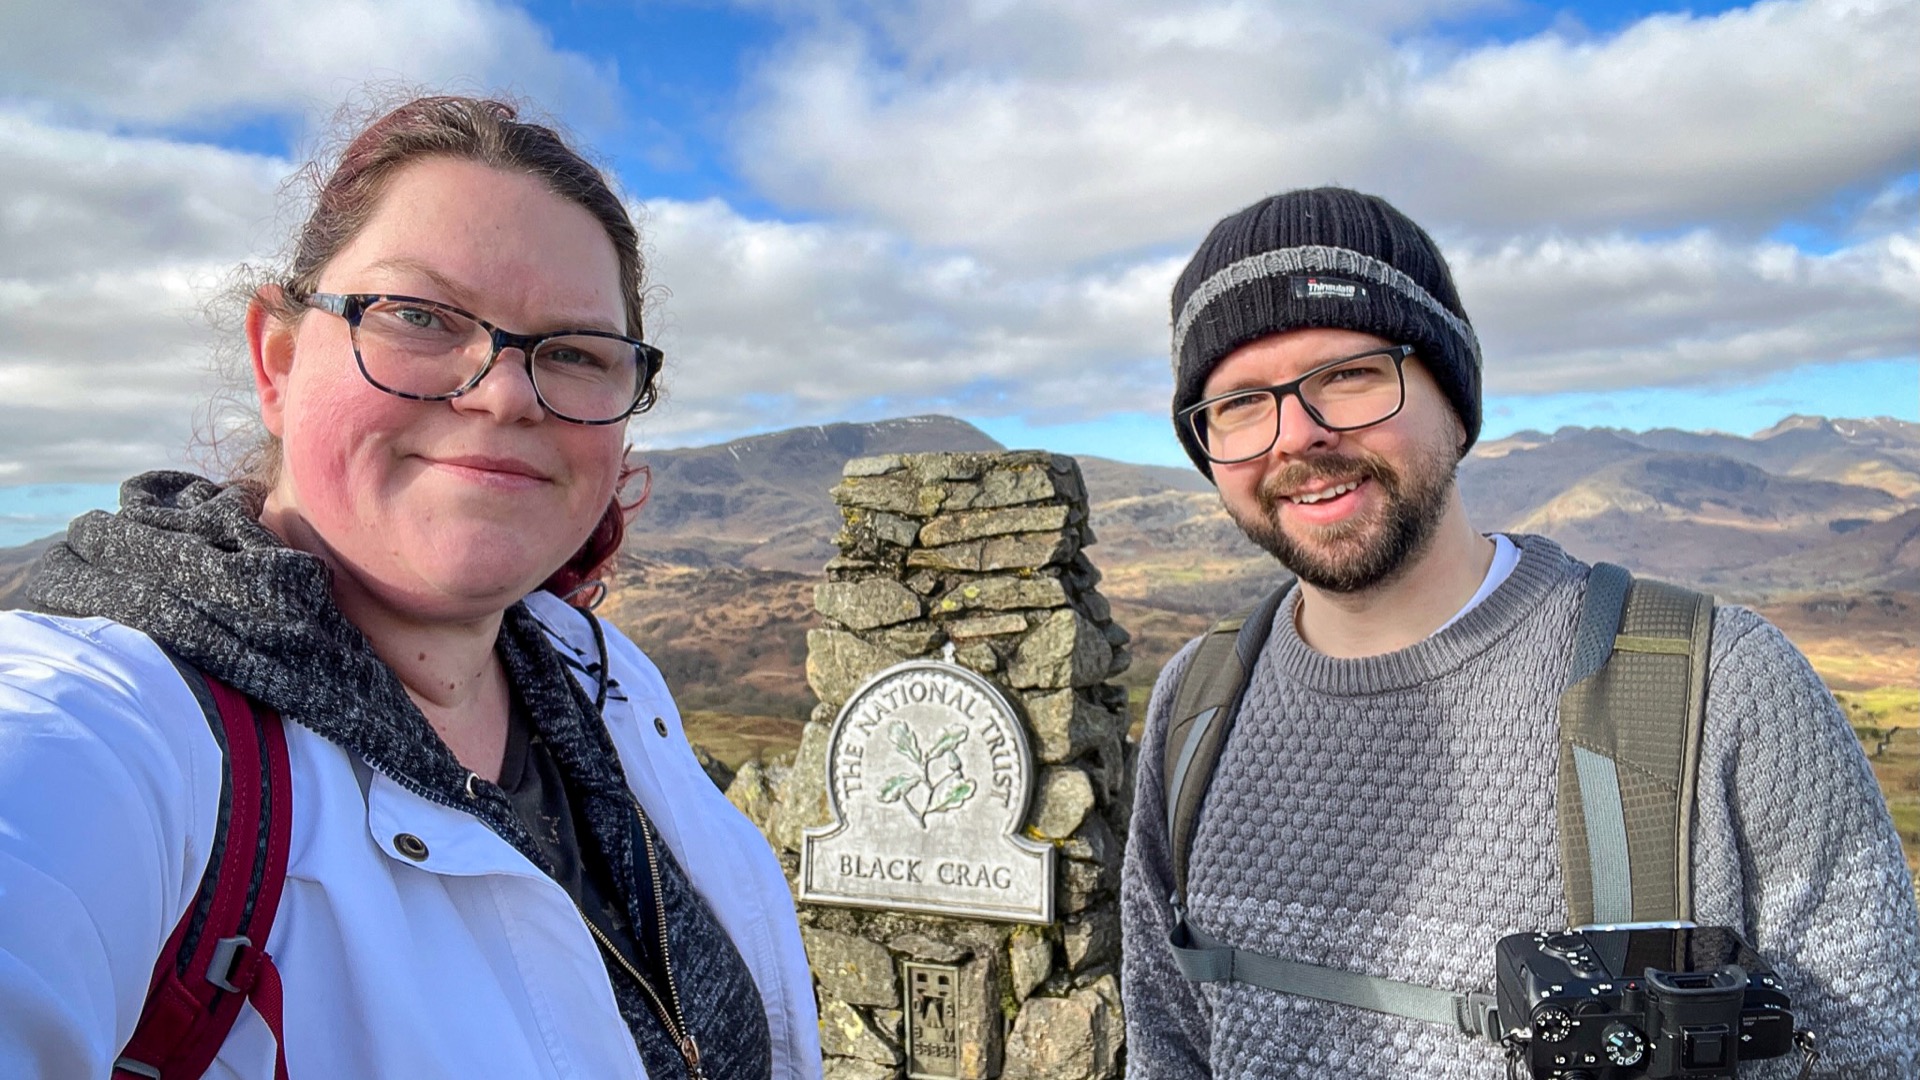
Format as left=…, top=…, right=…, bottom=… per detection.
left=1543, top=932, right=1599, bottom=971
left=1603, top=1022, right=1647, bottom=1066
left=1543, top=932, right=1586, bottom=954
left=1532, top=1006, right=1573, bottom=1043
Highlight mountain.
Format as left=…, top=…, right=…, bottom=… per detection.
left=598, top=414, right=1919, bottom=723
left=0, top=536, right=58, bottom=611
left=1732, top=507, right=1920, bottom=596
left=3, top=414, right=1913, bottom=723
left=1456, top=422, right=1917, bottom=599
left=1486, top=452, right=1904, bottom=591
left=1460, top=427, right=1659, bottom=532
left=1575, top=416, right=1920, bottom=500
left=628, top=415, right=1002, bottom=572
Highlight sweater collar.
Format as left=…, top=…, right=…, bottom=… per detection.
left=1265, top=533, right=1581, bottom=695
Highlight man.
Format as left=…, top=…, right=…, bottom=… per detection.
left=1119, top=187, right=1919, bottom=1078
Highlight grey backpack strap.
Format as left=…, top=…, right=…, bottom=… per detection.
left=1558, top=563, right=1714, bottom=928
left=1169, top=921, right=1503, bottom=1040
left=1163, top=582, right=1292, bottom=908
left=1160, top=563, right=1716, bottom=1042
left=1159, top=584, right=1501, bottom=1044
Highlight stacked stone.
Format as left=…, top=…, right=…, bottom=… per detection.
left=726, top=450, right=1132, bottom=1080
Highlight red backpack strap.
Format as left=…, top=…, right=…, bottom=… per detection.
left=114, top=660, right=292, bottom=1080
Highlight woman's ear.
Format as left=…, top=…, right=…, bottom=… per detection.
left=247, top=286, right=297, bottom=438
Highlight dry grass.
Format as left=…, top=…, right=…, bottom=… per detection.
left=1836, top=687, right=1920, bottom=882
left=1757, top=592, right=1917, bottom=692
left=619, top=564, right=1919, bottom=884
left=1752, top=594, right=1918, bottom=882
left=680, top=709, right=807, bottom=771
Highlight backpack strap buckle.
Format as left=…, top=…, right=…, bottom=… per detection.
left=1456, top=990, right=1502, bottom=1041
left=207, top=935, right=255, bottom=994
left=116, top=660, right=293, bottom=1080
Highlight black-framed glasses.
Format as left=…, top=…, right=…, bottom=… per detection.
left=303, top=293, right=663, bottom=425
left=1180, top=344, right=1413, bottom=465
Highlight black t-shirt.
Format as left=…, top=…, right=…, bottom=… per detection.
left=498, top=692, right=662, bottom=988
left=496, top=687, right=771, bottom=1079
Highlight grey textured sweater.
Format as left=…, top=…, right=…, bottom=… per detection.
left=1121, top=535, right=1919, bottom=1078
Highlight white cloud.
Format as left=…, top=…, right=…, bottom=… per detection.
left=0, top=0, right=1913, bottom=486
left=0, top=112, right=1179, bottom=481
left=0, top=111, right=1908, bottom=486
left=0, top=0, right=623, bottom=484
left=1402, top=0, right=1918, bottom=230
left=1457, top=225, right=1920, bottom=393
left=0, top=112, right=287, bottom=278
left=0, top=0, right=618, bottom=129
left=633, top=196, right=1177, bottom=443
left=735, top=0, right=1918, bottom=263
left=632, top=198, right=1917, bottom=442
left=0, top=109, right=277, bottom=483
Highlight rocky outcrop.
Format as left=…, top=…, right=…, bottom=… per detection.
left=727, top=451, right=1131, bottom=1080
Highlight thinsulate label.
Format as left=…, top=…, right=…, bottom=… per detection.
left=1290, top=275, right=1368, bottom=302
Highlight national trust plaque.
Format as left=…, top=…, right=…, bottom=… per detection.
left=801, top=660, right=1055, bottom=923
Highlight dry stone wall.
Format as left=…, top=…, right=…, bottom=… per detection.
left=725, top=451, right=1133, bottom=1080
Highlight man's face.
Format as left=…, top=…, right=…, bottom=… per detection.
left=1202, top=328, right=1463, bottom=594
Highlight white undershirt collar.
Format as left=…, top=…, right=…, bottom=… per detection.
left=1432, top=533, right=1519, bottom=637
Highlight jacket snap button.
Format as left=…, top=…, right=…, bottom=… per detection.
left=653, top=716, right=669, bottom=737
left=394, top=833, right=429, bottom=861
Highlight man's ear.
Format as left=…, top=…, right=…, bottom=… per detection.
left=247, top=286, right=296, bottom=438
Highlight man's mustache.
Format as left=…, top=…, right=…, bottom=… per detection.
left=1256, top=453, right=1397, bottom=507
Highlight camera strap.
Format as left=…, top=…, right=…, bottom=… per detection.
left=1168, top=919, right=1504, bottom=1040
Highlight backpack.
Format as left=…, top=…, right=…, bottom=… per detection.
left=1161, top=562, right=1714, bottom=1039
left=105, top=603, right=611, bottom=1078
left=113, top=658, right=292, bottom=1080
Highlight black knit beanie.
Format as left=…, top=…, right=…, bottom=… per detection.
left=1169, top=187, right=1481, bottom=478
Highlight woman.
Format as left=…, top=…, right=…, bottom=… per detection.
left=0, top=96, right=820, bottom=1078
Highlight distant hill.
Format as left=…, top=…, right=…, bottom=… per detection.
left=628, top=415, right=1003, bottom=572
left=1626, top=416, right=1920, bottom=499
left=5, top=414, right=1914, bottom=719
left=595, top=413, right=1919, bottom=722
left=1460, top=418, right=1918, bottom=600
left=0, top=536, right=58, bottom=610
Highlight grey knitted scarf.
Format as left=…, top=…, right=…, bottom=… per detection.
left=27, top=470, right=771, bottom=1080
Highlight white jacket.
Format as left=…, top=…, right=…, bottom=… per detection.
left=0, top=591, right=822, bottom=1079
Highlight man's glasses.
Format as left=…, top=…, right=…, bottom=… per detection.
left=1180, top=345, right=1413, bottom=464
left=302, top=293, right=662, bottom=425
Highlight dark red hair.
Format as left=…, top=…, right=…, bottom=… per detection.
left=240, top=94, right=660, bottom=481
left=268, top=95, right=652, bottom=359
left=241, top=95, right=662, bottom=605
left=542, top=461, right=651, bottom=608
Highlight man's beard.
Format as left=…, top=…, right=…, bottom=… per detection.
left=1224, top=444, right=1458, bottom=595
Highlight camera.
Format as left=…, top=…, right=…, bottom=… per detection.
left=1494, top=926, right=1795, bottom=1078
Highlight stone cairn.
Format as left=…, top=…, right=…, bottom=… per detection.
left=725, top=450, right=1134, bottom=1080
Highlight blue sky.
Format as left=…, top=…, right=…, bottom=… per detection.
left=0, top=0, right=1913, bottom=543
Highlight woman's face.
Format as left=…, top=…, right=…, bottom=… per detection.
left=251, top=156, right=629, bottom=620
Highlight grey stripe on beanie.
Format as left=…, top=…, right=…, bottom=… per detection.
left=1167, top=187, right=1482, bottom=479
left=1170, top=244, right=1481, bottom=372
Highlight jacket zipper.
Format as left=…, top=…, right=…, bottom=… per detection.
left=369, top=613, right=701, bottom=1075
left=574, top=808, right=704, bottom=1080
left=387, top=769, right=705, bottom=1077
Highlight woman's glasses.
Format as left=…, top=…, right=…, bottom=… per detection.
left=303, top=293, right=662, bottom=425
